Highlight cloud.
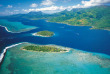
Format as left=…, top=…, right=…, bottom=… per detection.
left=22, top=5, right=65, bottom=13
left=30, top=3, right=38, bottom=7
left=22, top=0, right=110, bottom=14
left=7, top=5, right=13, bottom=8
left=82, top=0, right=110, bottom=7
left=0, top=10, right=17, bottom=16
left=67, top=0, right=110, bottom=10
left=67, top=4, right=83, bottom=10
left=41, top=0, right=54, bottom=6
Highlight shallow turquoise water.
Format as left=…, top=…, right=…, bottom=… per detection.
left=0, top=19, right=36, bottom=33
left=0, top=19, right=110, bottom=55
left=0, top=18, right=110, bottom=74
left=0, top=43, right=110, bottom=74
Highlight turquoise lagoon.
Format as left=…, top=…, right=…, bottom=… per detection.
left=0, top=42, right=110, bottom=74
left=0, top=19, right=37, bottom=33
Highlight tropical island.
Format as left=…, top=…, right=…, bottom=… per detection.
left=48, top=6, right=110, bottom=30
left=33, top=30, right=54, bottom=37
left=1, top=42, right=110, bottom=74
left=21, top=45, right=69, bottom=52
left=3, top=6, right=109, bottom=31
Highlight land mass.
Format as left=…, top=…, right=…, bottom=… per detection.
left=33, top=31, right=54, bottom=37
left=1, top=42, right=110, bottom=74
left=21, top=45, right=69, bottom=52
left=1, top=5, right=110, bottom=31
left=48, top=6, right=110, bottom=30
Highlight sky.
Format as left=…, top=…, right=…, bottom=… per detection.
left=0, top=0, right=110, bottom=16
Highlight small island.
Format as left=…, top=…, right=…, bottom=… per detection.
left=21, top=45, right=69, bottom=52
left=33, top=30, right=54, bottom=37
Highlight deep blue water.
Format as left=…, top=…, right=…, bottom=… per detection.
left=0, top=18, right=110, bottom=55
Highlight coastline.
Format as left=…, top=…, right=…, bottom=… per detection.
left=1, top=42, right=110, bottom=73
left=21, top=44, right=70, bottom=53
left=0, top=42, right=110, bottom=67
left=90, top=26, right=110, bottom=31
left=0, top=42, right=24, bottom=63
left=0, top=42, right=70, bottom=64
left=46, top=20, right=110, bottom=31
left=0, top=25, right=12, bottom=33
left=0, top=25, right=37, bottom=33
left=32, top=32, right=55, bottom=37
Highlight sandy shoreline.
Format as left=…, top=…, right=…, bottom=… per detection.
left=32, top=33, right=55, bottom=37
left=1, top=42, right=110, bottom=66
left=1, top=42, right=110, bottom=74
left=0, top=42, right=70, bottom=64
left=21, top=44, right=70, bottom=53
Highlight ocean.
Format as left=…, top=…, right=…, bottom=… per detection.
left=0, top=19, right=110, bottom=55
left=0, top=18, right=110, bottom=74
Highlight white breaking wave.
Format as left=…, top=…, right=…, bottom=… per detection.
left=0, top=25, right=37, bottom=33
left=0, top=43, right=23, bottom=63
left=0, top=25, right=11, bottom=33
left=0, top=25, right=23, bottom=33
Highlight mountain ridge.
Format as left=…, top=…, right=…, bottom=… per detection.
left=1, top=5, right=110, bottom=30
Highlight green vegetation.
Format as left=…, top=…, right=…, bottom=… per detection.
left=48, top=6, right=110, bottom=30
left=1, top=6, right=110, bottom=30
left=22, top=45, right=67, bottom=52
left=35, top=31, right=54, bottom=37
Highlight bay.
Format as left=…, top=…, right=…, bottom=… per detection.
left=0, top=18, right=110, bottom=55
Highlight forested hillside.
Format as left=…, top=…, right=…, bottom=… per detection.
left=1, top=6, right=110, bottom=30
left=49, top=6, right=110, bottom=30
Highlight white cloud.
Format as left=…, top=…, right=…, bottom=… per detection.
left=41, top=0, right=54, bottom=6
left=67, top=4, right=83, bottom=10
left=67, top=0, right=110, bottom=10
left=7, top=5, right=13, bottom=8
left=82, top=0, right=110, bottom=7
left=22, top=0, right=110, bottom=14
left=22, top=9, right=28, bottom=12
left=22, top=5, right=65, bottom=13
left=30, top=3, right=38, bottom=7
